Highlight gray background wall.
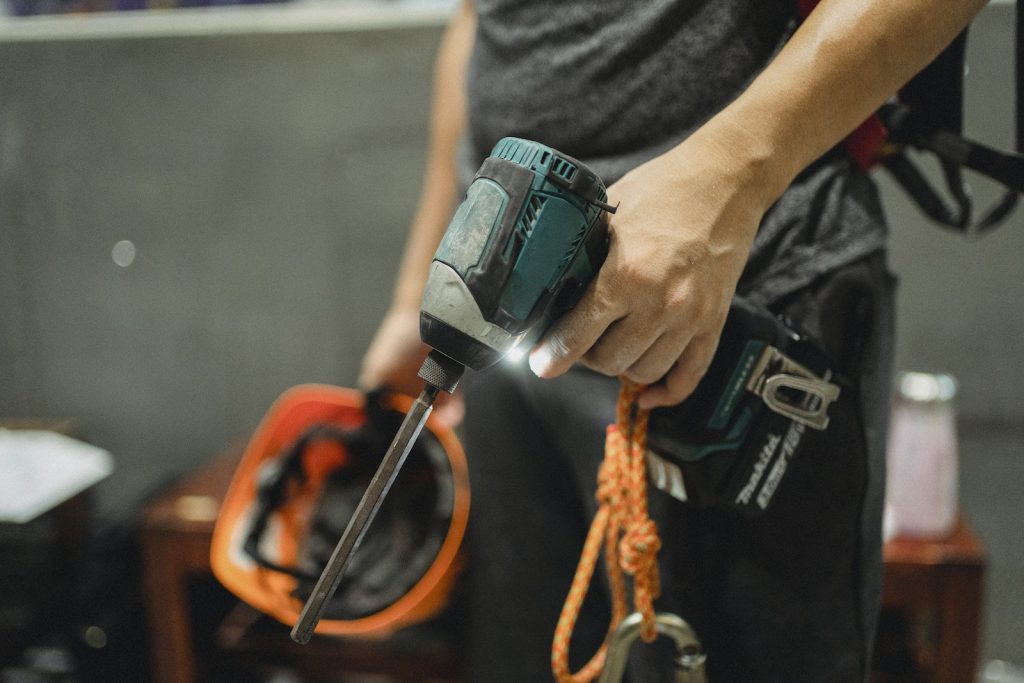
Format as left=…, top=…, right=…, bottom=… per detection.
left=0, top=5, right=445, bottom=515
left=1, top=1, right=1021, bottom=671
left=883, top=3, right=1024, bottom=665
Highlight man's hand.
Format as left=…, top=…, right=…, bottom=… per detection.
left=528, top=128, right=772, bottom=410
left=526, top=0, right=986, bottom=410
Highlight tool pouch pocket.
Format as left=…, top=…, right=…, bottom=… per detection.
left=646, top=298, right=845, bottom=515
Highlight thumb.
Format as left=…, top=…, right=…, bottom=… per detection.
left=528, top=284, right=614, bottom=378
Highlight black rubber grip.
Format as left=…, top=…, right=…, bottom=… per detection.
left=418, top=350, right=465, bottom=394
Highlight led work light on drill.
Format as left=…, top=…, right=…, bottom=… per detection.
left=291, top=138, right=614, bottom=643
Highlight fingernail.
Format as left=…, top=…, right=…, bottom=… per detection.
left=529, top=345, right=552, bottom=377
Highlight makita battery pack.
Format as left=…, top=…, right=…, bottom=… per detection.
left=646, top=298, right=844, bottom=516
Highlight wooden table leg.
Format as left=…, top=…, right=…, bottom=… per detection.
left=139, top=448, right=239, bottom=683
left=140, top=528, right=200, bottom=683
left=933, top=563, right=985, bottom=683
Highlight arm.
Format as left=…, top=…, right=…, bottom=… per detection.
left=529, top=0, right=988, bottom=409
left=390, top=0, right=475, bottom=312
left=358, top=0, right=475, bottom=411
left=723, top=0, right=988, bottom=205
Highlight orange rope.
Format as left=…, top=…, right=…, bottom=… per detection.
left=551, top=379, right=663, bottom=683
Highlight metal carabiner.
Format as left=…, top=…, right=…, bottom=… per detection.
left=597, top=612, right=707, bottom=683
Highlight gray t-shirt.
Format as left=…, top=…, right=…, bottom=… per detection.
left=460, top=0, right=888, bottom=305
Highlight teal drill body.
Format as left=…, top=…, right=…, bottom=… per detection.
left=421, top=137, right=614, bottom=370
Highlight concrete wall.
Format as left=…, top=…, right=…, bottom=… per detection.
left=0, top=5, right=446, bottom=518
left=881, top=3, right=1024, bottom=665
left=1, top=0, right=1021, bottom=669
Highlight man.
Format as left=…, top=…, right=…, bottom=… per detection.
left=359, top=0, right=985, bottom=679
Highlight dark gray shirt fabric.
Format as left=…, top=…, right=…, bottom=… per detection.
left=460, top=0, right=888, bottom=305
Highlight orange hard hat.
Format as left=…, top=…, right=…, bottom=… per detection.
left=211, top=385, right=469, bottom=638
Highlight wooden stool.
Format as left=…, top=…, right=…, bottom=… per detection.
left=876, top=519, right=987, bottom=682
left=139, top=444, right=462, bottom=683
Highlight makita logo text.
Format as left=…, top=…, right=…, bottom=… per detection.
left=735, top=433, right=781, bottom=505
left=757, top=422, right=806, bottom=509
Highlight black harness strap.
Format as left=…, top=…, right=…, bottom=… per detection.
left=243, top=422, right=367, bottom=580
left=882, top=2, right=1023, bottom=236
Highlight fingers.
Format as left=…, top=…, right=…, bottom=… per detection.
left=359, top=340, right=424, bottom=393
left=618, top=333, right=690, bottom=385
left=358, top=307, right=430, bottom=396
left=528, top=277, right=621, bottom=378
left=578, top=323, right=682, bottom=382
left=638, top=333, right=719, bottom=410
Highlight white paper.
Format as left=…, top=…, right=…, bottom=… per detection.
left=0, top=429, right=114, bottom=523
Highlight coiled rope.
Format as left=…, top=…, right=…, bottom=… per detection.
left=551, top=379, right=663, bottom=683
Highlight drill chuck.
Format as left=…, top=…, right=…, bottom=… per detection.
left=417, top=350, right=465, bottom=395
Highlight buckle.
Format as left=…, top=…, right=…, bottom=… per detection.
left=745, top=347, right=840, bottom=431
left=645, top=450, right=689, bottom=503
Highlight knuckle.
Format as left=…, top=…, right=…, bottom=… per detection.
left=609, top=257, right=656, bottom=294
left=592, top=287, right=620, bottom=318
left=579, top=278, right=620, bottom=325
left=546, top=328, right=574, bottom=358
left=608, top=360, right=633, bottom=377
left=662, top=287, right=690, bottom=316
left=583, top=346, right=624, bottom=377
left=624, top=365, right=664, bottom=385
left=579, top=355, right=609, bottom=377
left=616, top=258, right=645, bottom=285
left=688, top=295, right=716, bottom=323
left=586, top=333, right=646, bottom=378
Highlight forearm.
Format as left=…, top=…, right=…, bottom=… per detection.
left=392, top=0, right=475, bottom=311
left=678, top=0, right=988, bottom=226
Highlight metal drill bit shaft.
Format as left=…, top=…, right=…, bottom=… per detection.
left=291, top=383, right=440, bottom=644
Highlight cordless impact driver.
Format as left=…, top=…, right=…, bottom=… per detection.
left=292, top=137, right=615, bottom=643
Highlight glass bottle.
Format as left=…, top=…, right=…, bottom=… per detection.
left=885, top=371, right=959, bottom=539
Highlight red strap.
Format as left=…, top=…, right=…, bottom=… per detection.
left=843, top=116, right=889, bottom=169
left=797, top=0, right=817, bottom=16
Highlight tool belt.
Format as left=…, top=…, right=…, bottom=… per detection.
left=646, top=298, right=844, bottom=516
